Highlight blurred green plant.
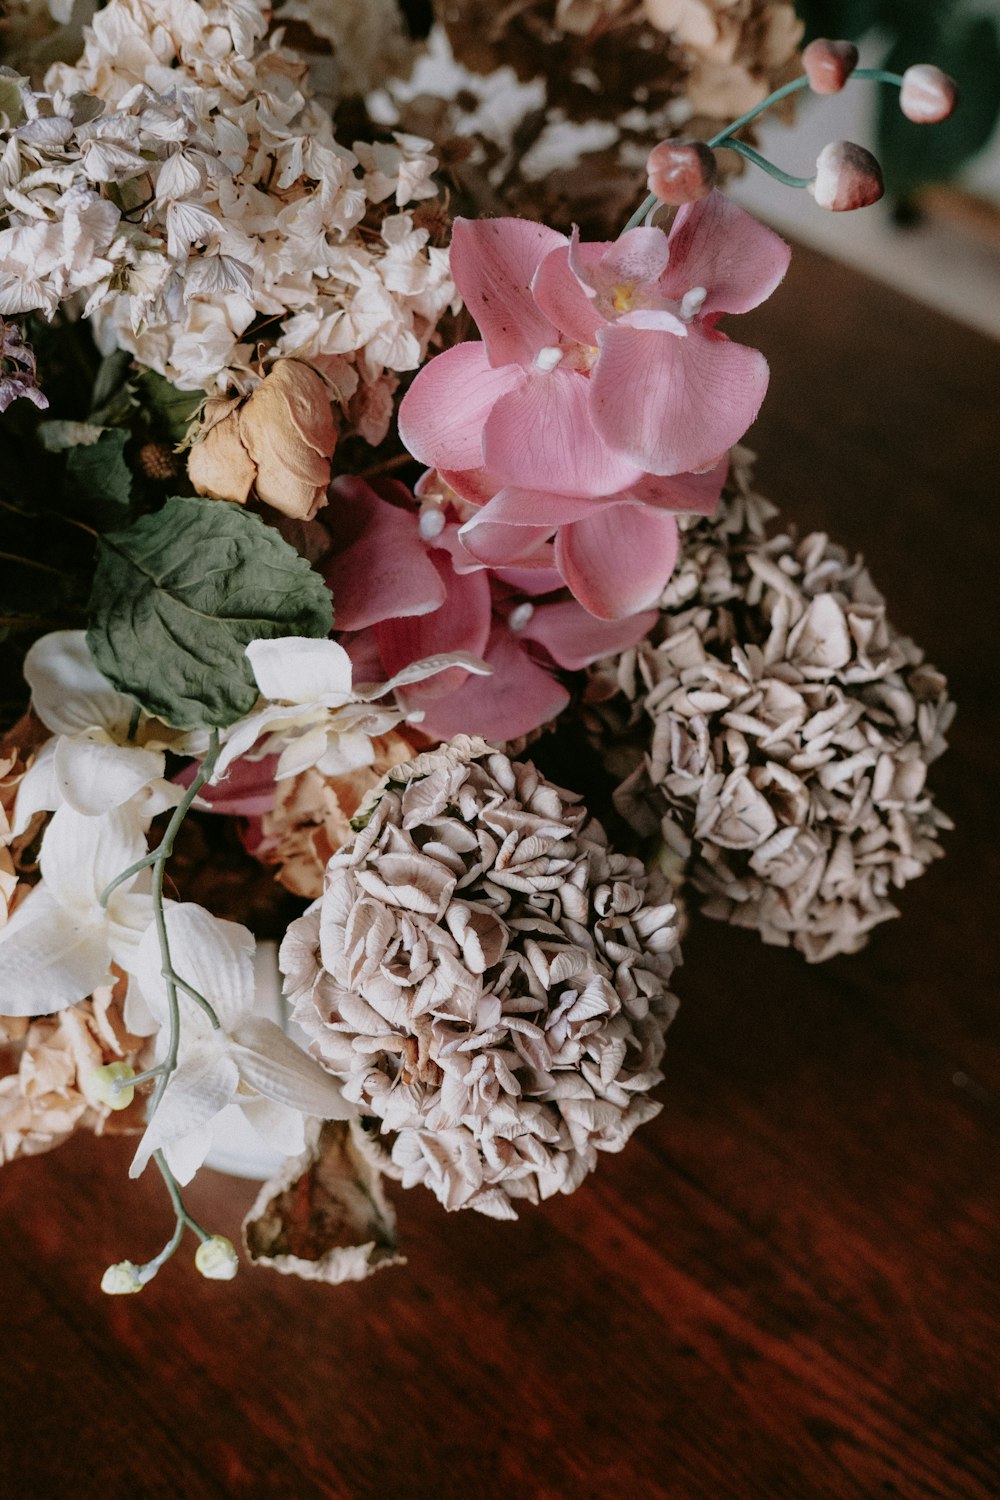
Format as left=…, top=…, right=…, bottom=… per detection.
left=797, top=0, right=1000, bottom=199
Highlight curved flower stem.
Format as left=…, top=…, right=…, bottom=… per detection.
left=722, top=139, right=815, bottom=189
left=131, top=1151, right=212, bottom=1286
left=622, top=67, right=908, bottom=232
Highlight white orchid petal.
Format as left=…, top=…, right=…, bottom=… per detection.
left=0, top=886, right=111, bottom=1016
left=107, top=890, right=158, bottom=976
left=229, top=1016, right=353, bottom=1118
left=273, top=724, right=336, bottom=780
left=129, top=1047, right=240, bottom=1179
left=163, top=1123, right=216, bottom=1186
left=123, top=974, right=161, bottom=1038
left=135, top=903, right=255, bottom=1034
left=239, top=1095, right=309, bottom=1157
left=39, top=804, right=148, bottom=911
left=314, top=731, right=378, bottom=778
left=24, top=630, right=133, bottom=737
left=212, top=705, right=284, bottom=778
left=12, top=741, right=58, bottom=833
left=246, top=637, right=354, bottom=707
left=53, top=735, right=165, bottom=816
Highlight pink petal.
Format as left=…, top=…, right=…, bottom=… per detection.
left=462, top=486, right=604, bottom=533
left=518, top=599, right=657, bottom=670
left=531, top=242, right=602, bottom=344
left=457, top=520, right=554, bottom=568
left=411, top=625, right=569, bottom=743
left=659, top=190, right=790, bottom=317
left=624, top=455, right=727, bottom=515
left=176, top=753, right=281, bottom=818
left=494, top=566, right=565, bottom=596
left=585, top=227, right=671, bottom=296
left=591, top=322, right=769, bottom=476
left=323, top=477, right=446, bottom=631
left=398, top=342, right=521, bottom=473
left=484, top=368, right=643, bottom=497
left=438, top=466, right=503, bottom=505
left=450, top=217, right=566, bottom=367
left=375, top=553, right=491, bottom=703
left=556, top=505, right=679, bottom=619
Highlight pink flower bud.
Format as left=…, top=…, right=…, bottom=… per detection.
left=646, top=139, right=717, bottom=205
left=802, top=37, right=859, bottom=95
left=809, top=141, right=884, bottom=212
left=900, top=64, right=959, bottom=124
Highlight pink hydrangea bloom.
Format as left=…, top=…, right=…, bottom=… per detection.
left=399, top=195, right=788, bottom=619
left=323, top=478, right=656, bottom=742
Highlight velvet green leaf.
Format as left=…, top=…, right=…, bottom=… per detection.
left=87, top=496, right=334, bottom=729
left=64, top=427, right=133, bottom=530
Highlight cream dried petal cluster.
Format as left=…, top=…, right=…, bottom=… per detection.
left=252, top=729, right=424, bottom=899
left=283, top=738, right=680, bottom=1220
left=0, top=978, right=149, bottom=1165
left=1, top=0, right=454, bottom=434
left=585, top=452, right=953, bottom=962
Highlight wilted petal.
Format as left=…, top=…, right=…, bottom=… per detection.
left=450, top=216, right=565, bottom=367
left=556, top=505, right=679, bottom=619
left=484, top=369, right=643, bottom=498
left=398, top=342, right=521, bottom=474
left=591, top=323, right=769, bottom=476
left=658, top=190, right=790, bottom=318
left=247, top=637, right=354, bottom=706
left=53, top=735, right=164, bottom=817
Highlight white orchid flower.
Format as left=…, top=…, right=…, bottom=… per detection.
left=0, top=803, right=155, bottom=1017
left=130, top=904, right=352, bottom=1184
left=212, top=636, right=491, bottom=783
left=14, top=631, right=203, bottom=830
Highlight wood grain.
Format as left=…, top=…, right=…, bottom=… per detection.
left=1, top=245, right=998, bottom=1500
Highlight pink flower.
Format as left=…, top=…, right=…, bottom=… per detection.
left=399, top=199, right=787, bottom=619
left=322, top=478, right=656, bottom=743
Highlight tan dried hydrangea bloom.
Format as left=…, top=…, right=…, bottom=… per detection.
left=584, top=451, right=953, bottom=963
left=0, top=976, right=149, bottom=1164
left=282, top=738, right=680, bottom=1219
left=254, top=728, right=425, bottom=898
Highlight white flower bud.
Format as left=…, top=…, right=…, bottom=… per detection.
left=101, top=1260, right=145, bottom=1295
left=194, top=1235, right=239, bottom=1281
left=89, top=1062, right=136, bottom=1111
left=809, top=141, right=884, bottom=213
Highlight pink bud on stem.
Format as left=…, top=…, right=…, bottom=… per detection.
left=802, top=38, right=860, bottom=95
left=900, top=64, right=959, bottom=124
left=809, top=141, right=884, bottom=212
left=646, top=139, right=717, bottom=205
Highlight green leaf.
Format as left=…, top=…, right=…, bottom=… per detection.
left=877, top=17, right=1000, bottom=197
left=64, top=427, right=133, bottom=530
left=133, top=368, right=203, bottom=446
left=86, top=496, right=334, bottom=729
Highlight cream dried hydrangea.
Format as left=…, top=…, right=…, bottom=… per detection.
left=584, top=451, right=954, bottom=963
left=0, top=977, right=149, bottom=1164
left=0, top=0, right=454, bottom=432
left=281, top=738, right=680, bottom=1219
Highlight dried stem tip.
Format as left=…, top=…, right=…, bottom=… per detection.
left=900, top=64, right=959, bottom=124
left=802, top=37, right=859, bottom=95
left=646, top=139, right=718, bottom=205
left=810, top=141, right=884, bottom=212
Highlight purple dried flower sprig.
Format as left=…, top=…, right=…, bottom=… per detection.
left=0, top=320, right=48, bottom=415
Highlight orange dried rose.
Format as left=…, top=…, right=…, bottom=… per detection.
left=188, top=359, right=337, bottom=520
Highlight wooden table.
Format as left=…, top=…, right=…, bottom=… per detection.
left=1, top=245, right=998, bottom=1500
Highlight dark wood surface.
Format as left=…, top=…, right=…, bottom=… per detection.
left=2, top=244, right=998, bottom=1500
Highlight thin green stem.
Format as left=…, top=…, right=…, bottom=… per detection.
left=116, top=1064, right=166, bottom=1092
left=723, top=138, right=814, bottom=189
left=169, top=972, right=221, bottom=1028
left=101, top=848, right=160, bottom=906
left=153, top=1150, right=211, bottom=1243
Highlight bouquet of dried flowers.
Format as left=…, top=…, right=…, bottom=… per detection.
left=0, top=0, right=957, bottom=1292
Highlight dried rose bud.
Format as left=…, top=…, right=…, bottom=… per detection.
left=646, top=139, right=717, bottom=205
left=137, top=440, right=178, bottom=481
left=900, top=64, right=959, bottom=125
left=809, top=141, right=884, bottom=212
left=188, top=360, right=337, bottom=521
left=802, top=37, right=859, bottom=95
